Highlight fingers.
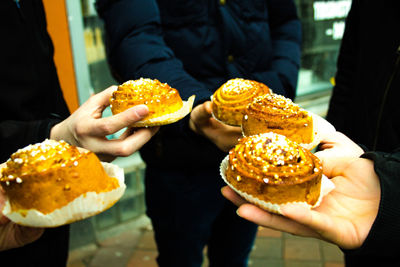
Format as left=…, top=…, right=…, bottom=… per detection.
left=14, top=225, right=44, bottom=248
left=90, top=105, right=150, bottom=136
left=92, top=127, right=159, bottom=157
left=221, top=186, right=248, bottom=206
left=237, top=204, right=320, bottom=238
left=88, top=85, right=117, bottom=107
left=190, top=102, right=212, bottom=126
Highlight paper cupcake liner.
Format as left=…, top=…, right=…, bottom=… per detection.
left=2, top=162, right=126, bottom=228
left=130, top=95, right=195, bottom=127
left=220, top=156, right=335, bottom=214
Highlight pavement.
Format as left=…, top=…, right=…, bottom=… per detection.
left=67, top=215, right=344, bottom=267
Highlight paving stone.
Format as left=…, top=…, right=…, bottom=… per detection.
left=88, top=247, right=133, bottom=267
left=324, top=262, right=345, bottom=267
left=68, top=243, right=98, bottom=263
left=127, top=249, right=158, bottom=267
left=284, top=238, right=321, bottom=261
left=321, top=242, right=344, bottom=262
left=136, top=230, right=157, bottom=250
left=257, top=227, right=282, bottom=238
left=67, top=260, right=87, bottom=267
left=98, top=229, right=142, bottom=249
left=249, top=258, right=284, bottom=267
left=285, top=260, right=323, bottom=267
left=250, top=237, right=282, bottom=259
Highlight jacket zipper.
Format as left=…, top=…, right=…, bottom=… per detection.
left=372, top=45, right=400, bottom=150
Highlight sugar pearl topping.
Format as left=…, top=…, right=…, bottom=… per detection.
left=113, top=78, right=178, bottom=101
left=228, top=132, right=321, bottom=184
left=0, top=139, right=83, bottom=184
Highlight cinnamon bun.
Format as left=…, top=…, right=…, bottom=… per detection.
left=222, top=132, right=324, bottom=213
left=111, top=78, right=195, bottom=127
left=242, top=93, right=314, bottom=144
left=211, top=78, right=271, bottom=126
left=0, top=139, right=125, bottom=227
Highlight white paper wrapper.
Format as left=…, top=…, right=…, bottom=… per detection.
left=131, top=95, right=195, bottom=127
left=220, top=155, right=335, bottom=214
left=2, top=162, right=126, bottom=228
left=298, top=112, right=336, bottom=151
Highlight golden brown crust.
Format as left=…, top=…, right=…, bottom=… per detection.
left=211, top=78, right=271, bottom=126
left=225, top=133, right=322, bottom=205
left=242, top=93, right=314, bottom=144
left=0, top=140, right=119, bottom=214
left=111, top=78, right=183, bottom=120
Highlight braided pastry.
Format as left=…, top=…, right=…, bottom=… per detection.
left=0, top=139, right=125, bottom=227
left=211, top=78, right=271, bottom=126
left=242, top=93, right=314, bottom=144
left=222, top=132, right=324, bottom=213
left=111, top=78, right=195, bottom=127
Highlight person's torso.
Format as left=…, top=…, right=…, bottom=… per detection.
left=156, top=0, right=274, bottom=91
left=0, top=0, right=69, bottom=121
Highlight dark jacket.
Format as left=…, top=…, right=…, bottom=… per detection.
left=0, top=0, right=69, bottom=265
left=97, top=0, right=301, bottom=170
left=343, top=149, right=400, bottom=266
left=326, top=0, right=400, bottom=152
left=0, top=0, right=70, bottom=163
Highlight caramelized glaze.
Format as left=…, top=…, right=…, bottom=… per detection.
left=111, top=78, right=183, bottom=119
left=212, top=78, right=271, bottom=126
left=0, top=140, right=119, bottom=214
left=226, top=133, right=322, bottom=205
left=242, top=93, right=314, bottom=144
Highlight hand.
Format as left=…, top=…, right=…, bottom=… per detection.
left=50, top=86, right=159, bottom=161
left=316, top=131, right=364, bottom=159
left=189, top=101, right=242, bottom=152
left=222, top=156, right=380, bottom=249
left=0, top=187, right=44, bottom=251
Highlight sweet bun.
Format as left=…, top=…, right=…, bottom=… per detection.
left=242, top=93, right=314, bottom=144
left=0, top=139, right=125, bottom=227
left=221, top=132, right=334, bottom=214
left=211, top=78, right=271, bottom=126
left=110, top=78, right=195, bottom=127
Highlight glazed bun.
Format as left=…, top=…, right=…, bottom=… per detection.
left=111, top=78, right=195, bottom=127
left=0, top=139, right=125, bottom=227
left=242, top=93, right=314, bottom=144
left=221, top=132, right=334, bottom=214
left=211, top=78, right=271, bottom=126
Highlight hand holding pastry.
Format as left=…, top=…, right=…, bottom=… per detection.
left=222, top=156, right=380, bottom=250
left=0, top=187, right=44, bottom=251
left=50, top=86, right=159, bottom=162
left=189, top=101, right=242, bottom=152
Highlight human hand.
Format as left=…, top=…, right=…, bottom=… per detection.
left=316, top=131, right=364, bottom=159
left=50, top=86, right=159, bottom=161
left=189, top=101, right=242, bottom=152
left=0, top=187, right=44, bottom=251
left=221, top=156, right=380, bottom=249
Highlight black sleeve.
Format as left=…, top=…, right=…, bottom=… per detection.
left=326, top=0, right=359, bottom=131
left=342, top=149, right=400, bottom=265
left=0, top=118, right=61, bottom=162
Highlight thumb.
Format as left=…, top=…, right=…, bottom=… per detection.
left=317, top=156, right=355, bottom=179
left=191, top=102, right=212, bottom=125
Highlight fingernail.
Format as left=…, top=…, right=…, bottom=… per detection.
left=135, top=105, right=149, bottom=118
left=236, top=209, right=242, bottom=217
